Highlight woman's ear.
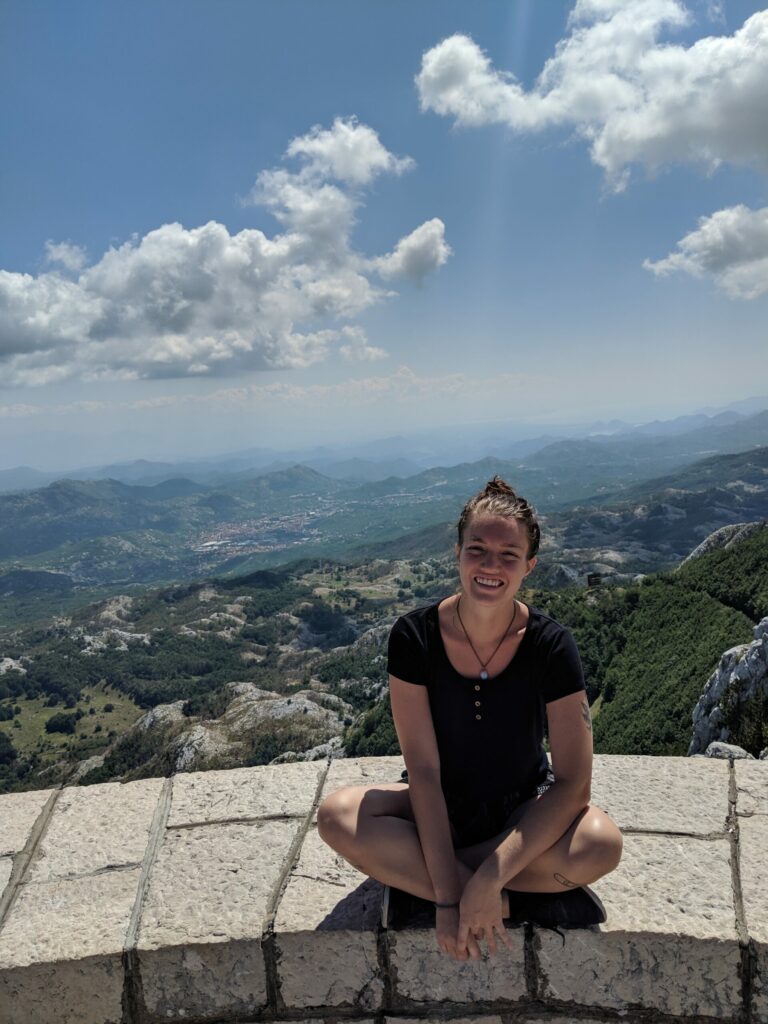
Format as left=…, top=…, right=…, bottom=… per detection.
left=455, top=543, right=461, bottom=560
left=525, top=556, right=537, bottom=576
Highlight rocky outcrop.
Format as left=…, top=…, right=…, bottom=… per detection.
left=704, top=741, right=755, bottom=760
left=680, top=520, right=765, bottom=567
left=126, top=682, right=353, bottom=775
left=689, top=618, right=768, bottom=755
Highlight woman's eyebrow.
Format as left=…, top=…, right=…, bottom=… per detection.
left=468, top=534, right=525, bottom=551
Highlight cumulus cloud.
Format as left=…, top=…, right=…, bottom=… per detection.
left=0, top=117, right=448, bottom=386
left=284, top=116, right=414, bottom=185
left=338, top=326, right=388, bottom=362
left=373, top=218, right=452, bottom=283
left=417, top=3, right=768, bottom=188
left=644, top=204, right=768, bottom=299
left=44, top=241, right=88, bottom=273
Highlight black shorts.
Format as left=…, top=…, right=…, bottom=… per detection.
left=399, top=768, right=556, bottom=848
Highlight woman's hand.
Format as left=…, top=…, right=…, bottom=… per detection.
left=456, top=875, right=514, bottom=958
left=435, top=905, right=482, bottom=961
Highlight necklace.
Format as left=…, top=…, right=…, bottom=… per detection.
left=455, top=596, right=518, bottom=680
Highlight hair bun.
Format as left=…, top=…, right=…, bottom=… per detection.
left=456, top=475, right=540, bottom=557
left=483, top=475, right=516, bottom=497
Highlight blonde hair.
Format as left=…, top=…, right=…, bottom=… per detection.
left=456, top=475, right=540, bottom=558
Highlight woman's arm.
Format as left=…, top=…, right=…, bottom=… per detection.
left=389, top=674, right=462, bottom=905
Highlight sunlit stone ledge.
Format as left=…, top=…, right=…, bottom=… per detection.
left=0, top=755, right=765, bottom=1024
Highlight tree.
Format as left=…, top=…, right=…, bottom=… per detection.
left=45, top=712, right=77, bottom=735
left=0, top=733, right=16, bottom=764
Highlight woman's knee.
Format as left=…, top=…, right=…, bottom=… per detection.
left=577, top=806, right=623, bottom=873
left=317, top=786, right=359, bottom=843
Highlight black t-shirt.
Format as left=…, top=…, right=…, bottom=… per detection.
left=387, top=601, right=586, bottom=805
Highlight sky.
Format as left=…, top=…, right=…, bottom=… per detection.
left=1, top=0, right=766, bottom=470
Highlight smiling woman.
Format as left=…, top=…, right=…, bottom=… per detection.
left=317, top=475, right=623, bottom=963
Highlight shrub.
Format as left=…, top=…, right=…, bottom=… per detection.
left=45, top=712, right=78, bottom=735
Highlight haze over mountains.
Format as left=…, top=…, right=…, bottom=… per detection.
left=2, top=399, right=766, bottom=493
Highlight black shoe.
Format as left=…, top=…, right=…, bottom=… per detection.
left=381, top=885, right=435, bottom=929
left=505, top=886, right=606, bottom=929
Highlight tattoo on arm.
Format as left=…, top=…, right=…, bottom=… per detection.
left=580, top=699, right=592, bottom=732
left=554, top=872, right=578, bottom=888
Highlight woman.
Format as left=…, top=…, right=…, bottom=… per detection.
left=318, top=477, right=623, bottom=962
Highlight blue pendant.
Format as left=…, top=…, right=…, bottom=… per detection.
left=479, top=670, right=488, bottom=680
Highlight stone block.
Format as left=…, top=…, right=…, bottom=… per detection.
left=590, top=754, right=728, bottom=834
left=137, top=818, right=300, bottom=1017
left=757, top=957, right=768, bottom=1024
left=27, top=777, right=163, bottom=883
left=735, top=760, right=768, bottom=817
left=524, top=1020, right=623, bottom=1024
left=387, top=1019, right=504, bottom=1024
left=389, top=927, right=527, bottom=1004
left=741, top=815, right=768, bottom=943
left=0, top=788, right=54, bottom=856
left=136, top=940, right=267, bottom=1021
left=0, top=957, right=124, bottom=1024
left=536, top=833, right=741, bottom=1017
left=0, top=867, right=140, bottom=1024
left=739, top=814, right=768, bottom=1023
left=316, top=756, right=406, bottom=820
left=168, top=761, right=323, bottom=826
left=0, top=855, right=12, bottom=897
left=274, top=826, right=382, bottom=1009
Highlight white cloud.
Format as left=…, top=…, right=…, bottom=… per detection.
left=417, top=4, right=768, bottom=188
left=643, top=204, right=768, bottom=298
left=0, top=366, right=541, bottom=419
left=284, top=116, right=414, bottom=185
left=44, top=240, right=88, bottom=273
left=338, top=325, right=388, bottom=362
left=373, top=218, right=452, bottom=283
left=0, top=118, right=448, bottom=387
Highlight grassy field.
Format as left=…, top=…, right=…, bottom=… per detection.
left=0, top=681, right=143, bottom=772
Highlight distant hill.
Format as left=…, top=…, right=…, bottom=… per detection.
left=2, top=438, right=768, bottom=615
left=542, top=447, right=768, bottom=574
left=595, top=446, right=768, bottom=504
left=0, top=570, right=73, bottom=598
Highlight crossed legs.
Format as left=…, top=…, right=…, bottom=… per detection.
left=317, top=783, right=623, bottom=909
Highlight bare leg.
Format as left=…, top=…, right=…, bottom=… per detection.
left=456, top=797, right=623, bottom=893
left=317, top=783, right=480, bottom=902
left=318, top=785, right=621, bottom=907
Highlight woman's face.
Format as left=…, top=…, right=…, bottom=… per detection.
left=456, top=513, right=536, bottom=606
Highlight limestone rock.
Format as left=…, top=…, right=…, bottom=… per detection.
left=171, top=723, right=246, bottom=773
left=540, top=563, right=580, bottom=588
left=134, top=699, right=187, bottom=732
left=0, top=657, right=26, bottom=675
left=271, top=735, right=344, bottom=763
left=680, top=520, right=765, bottom=566
left=705, top=741, right=754, bottom=760
left=66, top=753, right=107, bottom=783
left=125, top=681, right=347, bottom=775
left=689, top=617, right=768, bottom=755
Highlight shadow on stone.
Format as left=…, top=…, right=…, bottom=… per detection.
left=315, top=875, right=383, bottom=931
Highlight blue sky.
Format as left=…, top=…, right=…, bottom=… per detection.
left=1, top=0, right=766, bottom=469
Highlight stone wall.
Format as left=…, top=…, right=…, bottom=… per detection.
left=0, top=755, right=765, bottom=1024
